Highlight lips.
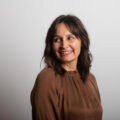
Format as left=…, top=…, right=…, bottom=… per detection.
left=59, top=50, right=73, bottom=56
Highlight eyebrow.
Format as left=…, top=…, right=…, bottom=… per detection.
left=54, top=35, right=61, bottom=38
left=54, top=33, right=74, bottom=38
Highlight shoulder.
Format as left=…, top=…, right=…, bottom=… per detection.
left=37, top=67, right=55, bottom=80
left=87, top=72, right=97, bottom=83
left=87, top=72, right=98, bottom=89
left=87, top=72, right=100, bottom=93
left=88, top=72, right=96, bottom=79
left=35, top=67, right=58, bottom=91
left=31, top=67, right=59, bottom=105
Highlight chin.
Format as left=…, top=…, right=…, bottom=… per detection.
left=60, top=59, right=75, bottom=63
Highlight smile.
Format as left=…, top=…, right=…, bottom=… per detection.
left=60, top=50, right=73, bottom=56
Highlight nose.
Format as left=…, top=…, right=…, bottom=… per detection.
left=61, top=39, right=68, bottom=48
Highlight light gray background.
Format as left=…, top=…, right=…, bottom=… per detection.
left=0, top=0, right=120, bottom=120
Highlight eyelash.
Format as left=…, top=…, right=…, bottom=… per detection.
left=53, top=38, right=61, bottom=42
left=53, top=35, right=74, bottom=42
left=67, top=36, right=74, bottom=40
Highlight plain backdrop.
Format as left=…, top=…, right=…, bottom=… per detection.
left=0, top=0, right=120, bottom=120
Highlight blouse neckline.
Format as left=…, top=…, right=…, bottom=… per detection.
left=64, top=69, right=79, bottom=76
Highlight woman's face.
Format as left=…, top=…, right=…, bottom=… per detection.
left=52, top=23, right=82, bottom=65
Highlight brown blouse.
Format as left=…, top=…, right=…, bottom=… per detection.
left=31, top=67, right=103, bottom=120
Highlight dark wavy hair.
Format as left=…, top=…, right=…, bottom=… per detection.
left=42, top=14, right=93, bottom=82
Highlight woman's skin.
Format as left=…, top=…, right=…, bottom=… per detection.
left=53, top=23, right=82, bottom=71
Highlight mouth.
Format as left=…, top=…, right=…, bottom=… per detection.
left=59, top=50, right=73, bottom=56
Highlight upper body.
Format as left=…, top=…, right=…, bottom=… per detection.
left=31, top=67, right=103, bottom=120
left=31, top=14, right=103, bottom=120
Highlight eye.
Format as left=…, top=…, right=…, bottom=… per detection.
left=53, top=37, right=61, bottom=43
left=67, top=35, right=74, bottom=40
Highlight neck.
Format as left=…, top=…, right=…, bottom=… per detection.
left=61, top=62, right=77, bottom=71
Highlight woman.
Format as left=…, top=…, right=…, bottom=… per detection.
left=31, top=14, right=103, bottom=120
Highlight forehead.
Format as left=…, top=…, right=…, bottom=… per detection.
left=55, top=23, right=72, bottom=35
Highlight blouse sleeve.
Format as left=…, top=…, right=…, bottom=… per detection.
left=31, top=71, right=61, bottom=120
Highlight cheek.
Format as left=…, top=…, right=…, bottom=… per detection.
left=52, top=43, right=60, bottom=53
left=73, top=41, right=81, bottom=52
